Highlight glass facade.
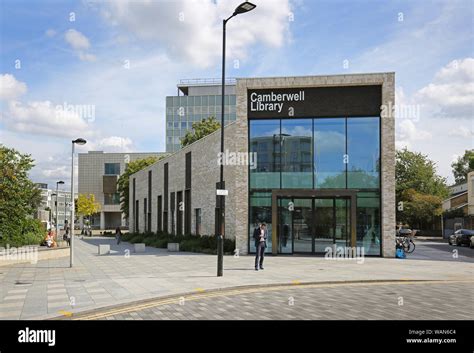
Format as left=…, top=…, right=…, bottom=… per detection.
left=166, top=93, right=237, bottom=152
left=249, top=116, right=381, bottom=255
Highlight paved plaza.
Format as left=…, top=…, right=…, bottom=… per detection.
left=0, top=237, right=472, bottom=320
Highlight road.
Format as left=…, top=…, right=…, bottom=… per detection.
left=70, top=280, right=473, bottom=320
left=406, top=239, right=474, bottom=262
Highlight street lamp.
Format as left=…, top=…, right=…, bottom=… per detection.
left=55, top=181, right=65, bottom=244
left=217, top=1, right=256, bottom=277
left=70, top=138, right=86, bottom=268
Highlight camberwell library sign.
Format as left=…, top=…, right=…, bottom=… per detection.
left=130, top=73, right=396, bottom=257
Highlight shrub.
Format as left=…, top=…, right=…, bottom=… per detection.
left=0, top=218, right=45, bottom=247
left=118, top=232, right=236, bottom=255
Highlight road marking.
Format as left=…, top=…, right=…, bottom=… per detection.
left=71, top=279, right=474, bottom=320
left=58, top=310, right=73, bottom=317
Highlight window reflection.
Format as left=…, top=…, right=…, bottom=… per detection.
left=281, top=119, right=313, bottom=188
left=347, top=117, right=380, bottom=189
left=314, top=118, right=346, bottom=188
left=249, top=120, right=281, bottom=189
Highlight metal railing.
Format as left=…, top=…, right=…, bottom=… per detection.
left=178, top=77, right=236, bottom=86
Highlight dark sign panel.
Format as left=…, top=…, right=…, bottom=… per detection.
left=247, top=85, right=382, bottom=119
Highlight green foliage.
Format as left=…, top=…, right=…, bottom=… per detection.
left=451, top=149, right=474, bottom=184
left=0, top=145, right=43, bottom=246
left=396, top=148, right=449, bottom=228
left=181, top=117, right=221, bottom=147
left=121, top=232, right=235, bottom=254
left=396, top=148, right=449, bottom=199
left=77, top=193, right=101, bottom=217
left=399, top=189, right=444, bottom=228
left=117, top=157, right=160, bottom=220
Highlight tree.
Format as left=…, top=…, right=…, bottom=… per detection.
left=117, top=157, right=159, bottom=221
left=399, top=189, right=444, bottom=229
left=395, top=148, right=449, bottom=228
left=451, top=149, right=474, bottom=184
left=0, top=145, right=43, bottom=246
left=76, top=194, right=101, bottom=223
left=181, top=116, right=221, bottom=147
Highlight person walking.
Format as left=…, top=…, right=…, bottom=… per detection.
left=254, top=223, right=267, bottom=271
left=63, top=220, right=71, bottom=247
left=115, top=227, right=122, bottom=245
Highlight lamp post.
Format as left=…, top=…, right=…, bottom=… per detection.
left=70, top=138, right=86, bottom=268
left=217, top=1, right=256, bottom=277
left=55, top=181, right=64, bottom=243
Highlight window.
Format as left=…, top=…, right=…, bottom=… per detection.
left=248, top=191, right=273, bottom=254
left=104, top=193, right=120, bottom=205
left=347, top=117, right=380, bottom=189
left=249, top=119, right=281, bottom=189
left=157, top=195, right=162, bottom=232
left=356, top=192, right=381, bottom=255
left=314, top=118, right=346, bottom=188
left=144, top=198, right=147, bottom=232
left=281, top=119, right=312, bottom=188
left=195, top=208, right=201, bottom=235
left=104, top=163, right=120, bottom=175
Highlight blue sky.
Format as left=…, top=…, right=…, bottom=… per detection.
left=0, top=0, right=473, bottom=188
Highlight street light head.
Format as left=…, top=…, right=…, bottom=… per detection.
left=72, top=138, right=87, bottom=145
left=233, top=1, right=256, bottom=16
left=57, top=180, right=65, bottom=185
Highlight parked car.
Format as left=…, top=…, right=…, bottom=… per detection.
left=398, top=228, right=413, bottom=237
left=448, top=229, right=474, bottom=246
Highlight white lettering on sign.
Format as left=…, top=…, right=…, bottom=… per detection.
left=216, top=189, right=228, bottom=196
left=250, top=91, right=305, bottom=113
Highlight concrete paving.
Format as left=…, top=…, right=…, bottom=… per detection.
left=71, top=281, right=473, bottom=320
left=0, top=236, right=472, bottom=320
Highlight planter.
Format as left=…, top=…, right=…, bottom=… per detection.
left=98, top=244, right=110, bottom=255
left=167, top=242, right=180, bottom=252
left=134, top=243, right=146, bottom=253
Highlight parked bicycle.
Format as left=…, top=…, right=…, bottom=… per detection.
left=396, top=235, right=415, bottom=254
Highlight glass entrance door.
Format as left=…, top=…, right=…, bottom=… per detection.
left=278, top=198, right=293, bottom=254
left=313, top=198, right=334, bottom=253
left=276, top=196, right=350, bottom=254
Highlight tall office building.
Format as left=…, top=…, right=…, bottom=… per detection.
left=34, top=183, right=76, bottom=228
left=166, top=78, right=237, bottom=152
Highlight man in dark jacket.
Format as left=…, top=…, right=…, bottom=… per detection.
left=254, top=223, right=267, bottom=271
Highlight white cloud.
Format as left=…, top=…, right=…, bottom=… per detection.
left=87, top=136, right=134, bottom=152
left=64, top=29, right=96, bottom=62
left=0, top=74, right=27, bottom=101
left=415, top=58, right=474, bottom=119
left=78, top=52, right=97, bottom=62
left=64, top=29, right=90, bottom=50
left=2, top=100, right=90, bottom=138
left=101, top=0, right=292, bottom=68
left=447, top=126, right=473, bottom=138
left=397, top=119, right=432, bottom=142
